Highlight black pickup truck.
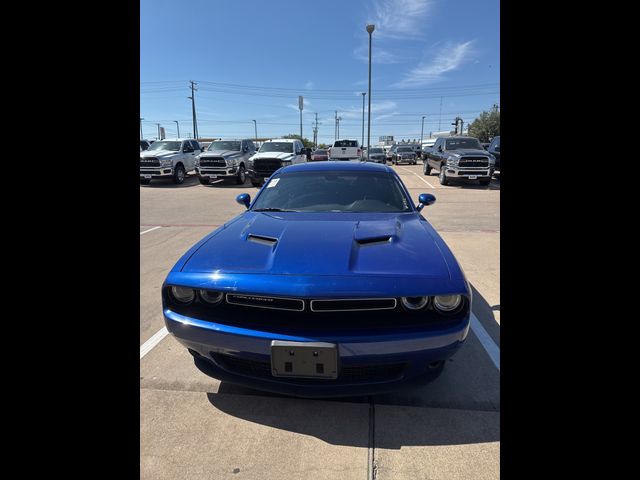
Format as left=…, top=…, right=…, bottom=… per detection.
left=423, top=136, right=495, bottom=186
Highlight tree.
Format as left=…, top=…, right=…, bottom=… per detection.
left=468, top=110, right=500, bottom=142
left=282, top=134, right=314, bottom=149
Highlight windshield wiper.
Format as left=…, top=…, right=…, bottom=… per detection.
left=253, top=208, right=297, bottom=212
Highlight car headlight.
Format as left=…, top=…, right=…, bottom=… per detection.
left=433, top=295, right=462, bottom=313
left=161, top=158, right=173, bottom=166
left=170, top=286, right=195, bottom=304
left=446, top=156, right=459, bottom=166
left=401, top=296, right=430, bottom=311
left=198, top=289, right=224, bottom=305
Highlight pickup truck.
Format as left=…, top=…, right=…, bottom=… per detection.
left=423, top=136, right=495, bottom=186
left=139, top=139, right=201, bottom=184
left=390, top=145, right=418, bottom=165
left=328, top=139, right=362, bottom=160
left=195, top=139, right=256, bottom=185
left=247, top=138, right=307, bottom=187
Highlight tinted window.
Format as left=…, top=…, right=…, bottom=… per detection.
left=252, top=171, right=411, bottom=213
left=313, top=149, right=327, bottom=154
left=190, top=141, right=200, bottom=150
left=369, top=148, right=384, bottom=154
left=259, top=142, right=293, bottom=153
left=397, top=147, right=413, bottom=152
left=445, top=138, right=482, bottom=150
left=334, top=140, right=359, bottom=148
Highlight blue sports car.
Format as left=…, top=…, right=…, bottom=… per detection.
left=163, top=161, right=471, bottom=397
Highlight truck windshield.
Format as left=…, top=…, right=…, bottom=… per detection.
left=397, top=147, right=412, bottom=152
left=147, top=141, right=181, bottom=152
left=369, top=148, right=384, bottom=153
left=259, top=142, right=293, bottom=153
left=445, top=138, right=482, bottom=150
left=208, top=141, right=241, bottom=151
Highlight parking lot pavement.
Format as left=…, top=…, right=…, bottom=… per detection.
left=140, top=164, right=500, bottom=479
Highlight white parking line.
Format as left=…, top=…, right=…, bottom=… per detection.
left=398, top=166, right=437, bottom=188
left=470, top=313, right=500, bottom=371
left=140, top=226, right=162, bottom=236
left=140, top=326, right=169, bottom=359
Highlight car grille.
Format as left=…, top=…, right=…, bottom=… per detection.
left=200, top=157, right=226, bottom=167
left=310, top=298, right=396, bottom=312
left=459, top=157, right=489, bottom=168
left=210, top=352, right=407, bottom=384
left=139, top=157, right=160, bottom=167
left=140, top=171, right=161, bottom=175
left=457, top=170, right=489, bottom=176
left=253, top=158, right=282, bottom=176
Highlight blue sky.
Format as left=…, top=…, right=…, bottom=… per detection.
left=140, top=0, right=499, bottom=144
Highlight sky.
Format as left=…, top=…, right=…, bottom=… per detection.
left=140, top=0, right=499, bottom=145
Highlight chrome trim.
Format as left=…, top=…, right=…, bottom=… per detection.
left=310, top=298, right=398, bottom=312
left=225, top=293, right=305, bottom=312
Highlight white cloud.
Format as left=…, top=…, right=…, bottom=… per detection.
left=305, top=81, right=314, bottom=89
left=367, top=0, right=433, bottom=40
left=391, top=40, right=475, bottom=87
left=353, top=45, right=403, bottom=64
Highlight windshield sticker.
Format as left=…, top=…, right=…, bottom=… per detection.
left=266, top=178, right=280, bottom=188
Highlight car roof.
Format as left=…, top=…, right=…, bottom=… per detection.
left=264, top=138, right=299, bottom=143
left=281, top=161, right=392, bottom=174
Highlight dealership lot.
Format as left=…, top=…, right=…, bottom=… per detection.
left=140, top=163, right=500, bottom=479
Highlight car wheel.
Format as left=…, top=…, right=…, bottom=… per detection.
left=198, top=176, right=211, bottom=185
left=236, top=165, right=247, bottom=185
left=439, top=167, right=449, bottom=186
left=250, top=179, right=263, bottom=188
left=424, top=163, right=432, bottom=176
left=173, top=165, right=186, bottom=184
left=479, top=179, right=491, bottom=186
left=140, top=178, right=150, bottom=185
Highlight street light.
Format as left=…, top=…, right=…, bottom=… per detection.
left=366, top=24, right=375, bottom=161
left=174, top=120, right=180, bottom=138
left=140, top=117, right=144, bottom=140
left=420, top=115, right=425, bottom=157
left=361, top=93, right=366, bottom=149
left=252, top=120, right=257, bottom=141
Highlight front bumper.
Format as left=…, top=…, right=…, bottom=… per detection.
left=195, top=166, right=238, bottom=179
left=444, top=166, right=494, bottom=179
left=164, top=308, right=470, bottom=397
left=140, top=166, right=173, bottom=178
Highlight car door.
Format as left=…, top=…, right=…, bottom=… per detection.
left=427, top=140, right=439, bottom=168
left=182, top=141, right=195, bottom=170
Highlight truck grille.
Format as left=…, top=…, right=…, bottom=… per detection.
left=200, top=157, right=226, bottom=167
left=139, top=157, right=160, bottom=167
left=253, top=158, right=282, bottom=176
left=459, top=157, right=489, bottom=168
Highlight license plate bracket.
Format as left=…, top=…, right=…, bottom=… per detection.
left=144, top=175, right=152, bottom=179
left=271, top=341, right=339, bottom=379
left=468, top=175, right=478, bottom=179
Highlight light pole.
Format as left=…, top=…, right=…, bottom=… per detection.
left=361, top=92, right=366, bottom=149
left=156, top=123, right=161, bottom=140
left=366, top=24, right=375, bottom=161
left=420, top=115, right=425, bottom=156
left=252, top=120, right=257, bottom=141
left=174, top=120, right=180, bottom=138
left=337, top=117, right=342, bottom=138
left=140, top=117, right=144, bottom=139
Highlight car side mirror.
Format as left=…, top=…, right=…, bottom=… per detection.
left=236, top=193, right=251, bottom=209
left=416, top=193, right=436, bottom=211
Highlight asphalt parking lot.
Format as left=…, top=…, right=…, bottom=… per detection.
left=140, top=162, right=500, bottom=479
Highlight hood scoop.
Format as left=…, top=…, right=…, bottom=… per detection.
left=247, top=234, right=278, bottom=247
left=356, top=235, right=393, bottom=246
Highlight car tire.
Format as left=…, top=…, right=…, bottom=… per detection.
left=424, top=163, right=432, bottom=176
left=439, top=167, right=449, bottom=186
left=140, top=178, right=150, bottom=185
left=251, top=179, right=263, bottom=188
left=236, top=165, right=247, bottom=185
left=198, top=176, right=211, bottom=185
left=173, top=165, right=186, bottom=184
left=479, top=179, right=491, bottom=186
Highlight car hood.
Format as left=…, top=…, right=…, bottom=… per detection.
left=199, top=150, right=242, bottom=158
left=140, top=149, right=179, bottom=158
left=181, top=212, right=453, bottom=279
left=251, top=151, right=295, bottom=160
left=448, top=149, right=489, bottom=157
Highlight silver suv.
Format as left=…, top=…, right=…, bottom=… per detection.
left=139, top=139, right=201, bottom=185
left=195, top=139, right=256, bottom=185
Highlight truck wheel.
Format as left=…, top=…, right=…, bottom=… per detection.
left=198, top=176, right=211, bottom=185
left=479, top=179, right=491, bottom=186
left=424, top=163, right=432, bottom=176
left=140, top=178, right=150, bottom=185
left=251, top=179, right=263, bottom=188
left=439, top=167, right=449, bottom=186
left=236, top=165, right=247, bottom=185
left=173, top=165, right=186, bottom=184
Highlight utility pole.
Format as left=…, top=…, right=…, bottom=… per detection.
left=438, top=96, right=443, bottom=131
left=140, top=117, right=144, bottom=139
left=335, top=111, right=338, bottom=141
left=252, top=120, right=257, bottom=141
left=173, top=120, right=180, bottom=138
left=366, top=24, right=375, bottom=161
left=314, top=112, right=318, bottom=148
left=361, top=92, right=366, bottom=148
left=337, top=117, right=342, bottom=139
left=188, top=80, right=198, bottom=140
left=420, top=115, right=425, bottom=147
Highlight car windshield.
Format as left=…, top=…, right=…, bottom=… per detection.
left=259, top=142, right=293, bottom=153
left=251, top=171, right=412, bottom=213
left=445, top=138, right=482, bottom=150
left=397, top=147, right=412, bottom=152
left=208, top=141, right=241, bottom=151
left=147, top=141, right=181, bottom=152
left=369, top=148, right=384, bottom=154
left=313, top=149, right=327, bottom=154
left=333, top=140, right=358, bottom=147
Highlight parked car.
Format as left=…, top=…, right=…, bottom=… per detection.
left=140, top=139, right=152, bottom=151
left=366, top=147, right=387, bottom=163
left=423, top=136, right=495, bottom=186
left=487, top=136, right=500, bottom=171
left=390, top=145, right=418, bottom=165
left=139, top=139, right=201, bottom=184
left=195, top=139, right=256, bottom=185
left=162, top=161, right=471, bottom=397
left=328, top=139, right=362, bottom=160
left=247, top=138, right=307, bottom=187
left=310, top=148, right=329, bottom=161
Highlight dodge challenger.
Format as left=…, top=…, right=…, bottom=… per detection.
left=162, top=161, right=471, bottom=397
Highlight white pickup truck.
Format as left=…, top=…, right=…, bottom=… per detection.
left=328, top=139, right=362, bottom=160
left=139, top=139, right=201, bottom=184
